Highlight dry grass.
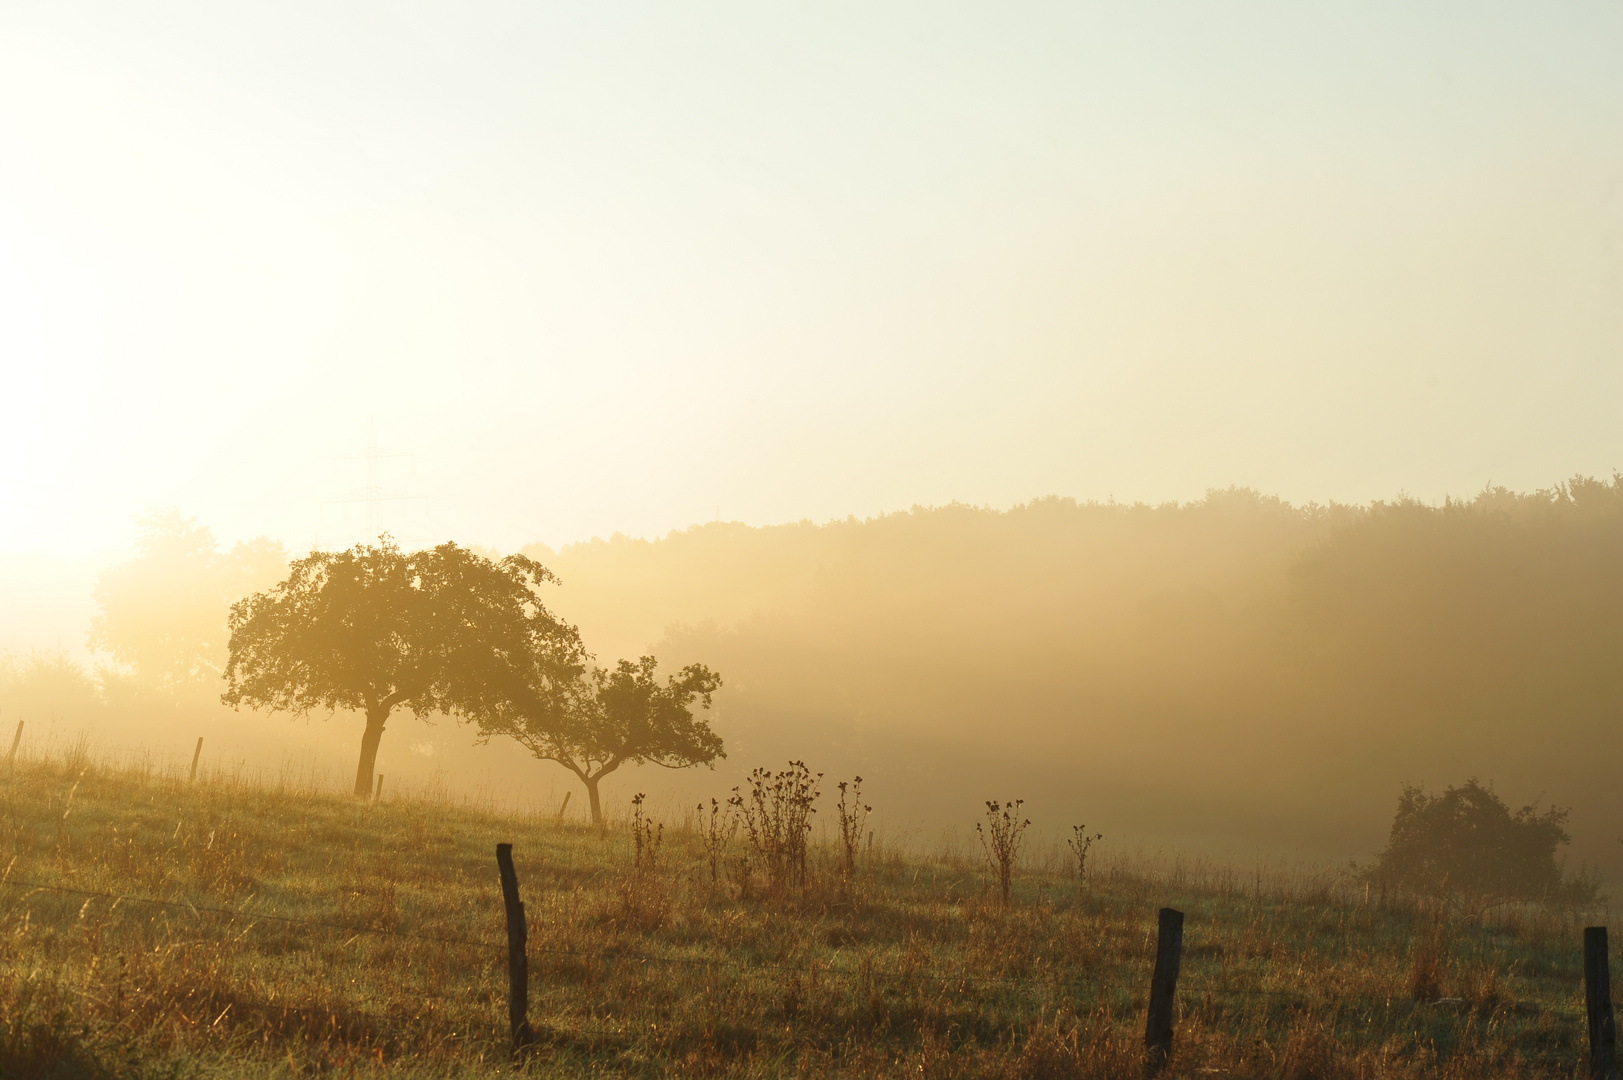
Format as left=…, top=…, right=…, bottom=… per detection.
left=0, top=748, right=1607, bottom=1078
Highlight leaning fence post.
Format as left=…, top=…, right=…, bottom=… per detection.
left=6, top=720, right=22, bottom=767
left=189, top=737, right=203, bottom=782
left=374, top=774, right=384, bottom=801
left=1586, top=926, right=1618, bottom=1080
left=496, top=843, right=535, bottom=1052
left=1144, top=906, right=1184, bottom=1077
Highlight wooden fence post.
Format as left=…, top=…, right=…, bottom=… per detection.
left=1586, top=926, right=1618, bottom=1080
left=189, top=737, right=203, bottom=782
left=556, top=791, right=571, bottom=820
left=1144, top=906, right=1184, bottom=1078
left=7, top=720, right=22, bottom=766
left=374, top=774, right=384, bottom=801
left=496, top=843, right=535, bottom=1052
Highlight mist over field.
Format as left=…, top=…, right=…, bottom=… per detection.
left=7, top=476, right=1623, bottom=876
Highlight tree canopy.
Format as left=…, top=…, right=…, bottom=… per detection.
left=222, top=537, right=582, bottom=796
left=478, top=654, right=722, bottom=825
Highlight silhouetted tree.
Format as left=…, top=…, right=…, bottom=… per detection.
left=1365, top=779, right=1596, bottom=904
left=0, top=649, right=104, bottom=730
left=91, top=510, right=287, bottom=695
left=222, top=537, right=581, bottom=797
left=478, top=655, right=723, bottom=826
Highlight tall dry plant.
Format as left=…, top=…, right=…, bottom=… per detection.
left=1067, top=825, right=1103, bottom=893
left=729, top=761, right=822, bottom=896
left=835, top=777, right=871, bottom=893
left=622, top=793, right=669, bottom=929
left=697, top=796, right=734, bottom=895
left=977, top=799, right=1029, bottom=905
left=630, top=792, right=663, bottom=877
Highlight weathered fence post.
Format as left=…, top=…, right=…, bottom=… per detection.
left=1586, top=926, right=1618, bottom=1080
left=8, top=720, right=23, bottom=766
left=556, top=791, right=571, bottom=820
left=1144, top=906, right=1184, bottom=1077
left=374, top=774, right=384, bottom=801
left=189, top=737, right=203, bottom=782
left=496, top=843, right=535, bottom=1052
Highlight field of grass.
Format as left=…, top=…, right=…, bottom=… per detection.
left=0, top=748, right=1607, bottom=1079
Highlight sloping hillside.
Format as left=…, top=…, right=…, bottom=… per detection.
left=0, top=752, right=1594, bottom=1078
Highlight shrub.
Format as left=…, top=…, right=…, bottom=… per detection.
left=1365, top=778, right=1598, bottom=904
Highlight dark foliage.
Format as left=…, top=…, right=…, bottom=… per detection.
left=222, top=536, right=582, bottom=796
left=1366, top=779, right=1597, bottom=904
left=476, top=654, right=723, bottom=825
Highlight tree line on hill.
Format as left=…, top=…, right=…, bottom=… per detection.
left=529, top=476, right=1623, bottom=869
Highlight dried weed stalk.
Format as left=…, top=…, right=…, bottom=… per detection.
left=697, top=796, right=734, bottom=895
left=835, top=777, right=871, bottom=893
left=631, top=792, right=662, bottom=877
left=977, top=799, right=1029, bottom=905
left=1067, top=825, right=1103, bottom=893
left=619, top=792, right=669, bottom=929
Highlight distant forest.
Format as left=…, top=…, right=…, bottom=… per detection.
left=524, top=477, right=1623, bottom=869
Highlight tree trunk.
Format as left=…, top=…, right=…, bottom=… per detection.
left=354, top=706, right=389, bottom=798
left=585, top=774, right=603, bottom=827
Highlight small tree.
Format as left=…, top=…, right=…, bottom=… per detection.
left=222, top=537, right=581, bottom=797
left=1365, top=778, right=1597, bottom=904
left=478, top=655, right=723, bottom=827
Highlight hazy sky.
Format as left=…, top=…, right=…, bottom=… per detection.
left=3, top=2, right=1621, bottom=557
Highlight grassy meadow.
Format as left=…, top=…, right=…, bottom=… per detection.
left=0, top=747, right=1607, bottom=1079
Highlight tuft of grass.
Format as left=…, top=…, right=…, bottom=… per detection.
left=1406, top=903, right=1451, bottom=1003
left=0, top=748, right=1606, bottom=1078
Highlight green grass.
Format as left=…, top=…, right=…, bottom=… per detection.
left=0, top=752, right=1604, bottom=1078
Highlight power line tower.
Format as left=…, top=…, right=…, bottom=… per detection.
left=321, top=419, right=428, bottom=545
